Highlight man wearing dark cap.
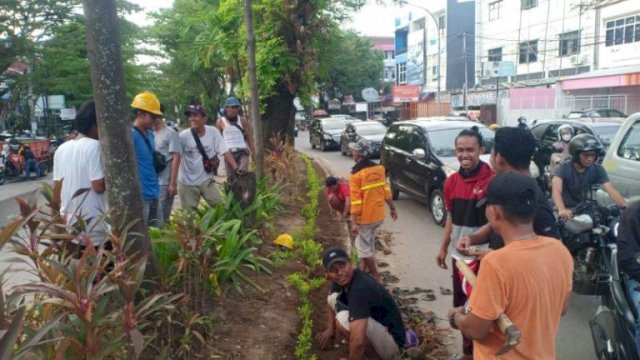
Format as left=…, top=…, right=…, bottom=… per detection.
left=216, top=97, right=254, bottom=180
left=178, top=104, right=242, bottom=210
left=456, top=126, right=559, bottom=256
left=448, top=172, right=573, bottom=359
left=316, top=247, right=405, bottom=360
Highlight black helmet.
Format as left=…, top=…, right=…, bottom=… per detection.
left=569, top=134, right=604, bottom=162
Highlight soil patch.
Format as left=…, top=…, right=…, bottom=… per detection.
left=207, top=156, right=309, bottom=359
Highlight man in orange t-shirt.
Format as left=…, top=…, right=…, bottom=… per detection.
left=447, top=172, right=573, bottom=359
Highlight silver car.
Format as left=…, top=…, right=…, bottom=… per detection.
left=600, top=112, right=640, bottom=203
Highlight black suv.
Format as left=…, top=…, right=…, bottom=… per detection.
left=380, top=119, right=495, bottom=226
left=309, top=117, right=356, bottom=151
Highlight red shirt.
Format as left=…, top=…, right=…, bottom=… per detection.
left=326, top=180, right=350, bottom=203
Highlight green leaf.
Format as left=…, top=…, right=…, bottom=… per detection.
left=0, top=307, right=24, bottom=359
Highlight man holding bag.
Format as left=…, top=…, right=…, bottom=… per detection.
left=178, top=104, right=242, bottom=210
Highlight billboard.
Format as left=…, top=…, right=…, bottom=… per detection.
left=406, top=31, right=424, bottom=85
left=392, top=85, right=420, bottom=103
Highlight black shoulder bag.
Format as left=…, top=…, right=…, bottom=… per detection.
left=191, top=128, right=219, bottom=175
left=133, top=127, right=166, bottom=173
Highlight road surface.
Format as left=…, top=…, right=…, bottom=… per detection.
left=296, top=130, right=598, bottom=359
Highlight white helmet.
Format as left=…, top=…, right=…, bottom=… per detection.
left=557, top=124, right=573, bottom=141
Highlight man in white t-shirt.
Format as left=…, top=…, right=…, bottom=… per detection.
left=154, top=106, right=181, bottom=224
left=53, top=100, right=108, bottom=247
left=178, top=104, right=242, bottom=210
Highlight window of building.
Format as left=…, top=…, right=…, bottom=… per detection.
left=559, top=30, right=580, bottom=56
left=489, top=1, right=502, bottom=21
left=432, top=65, right=439, bottom=77
left=605, top=14, right=640, bottom=46
left=488, top=47, right=502, bottom=61
left=385, top=51, right=395, bottom=60
left=518, top=40, right=538, bottom=63
left=521, top=0, right=538, bottom=10
left=398, top=63, right=407, bottom=84
left=438, top=15, right=446, bottom=30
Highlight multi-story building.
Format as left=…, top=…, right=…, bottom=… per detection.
left=369, top=36, right=396, bottom=83
left=475, top=0, right=640, bottom=121
left=394, top=0, right=480, bottom=106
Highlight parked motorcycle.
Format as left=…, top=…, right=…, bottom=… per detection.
left=589, top=227, right=639, bottom=359
left=560, top=200, right=620, bottom=296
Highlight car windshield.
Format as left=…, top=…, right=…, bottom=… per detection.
left=592, top=125, right=621, bottom=149
left=567, top=112, right=584, bottom=119
left=355, top=123, right=387, bottom=135
left=322, top=119, right=349, bottom=130
left=426, top=127, right=495, bottom=157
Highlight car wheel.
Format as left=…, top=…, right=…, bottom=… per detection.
left=387, top=175, right=399, bottom=200
left=311, top=139, right=316, bottom=149
left=320, top=140, right=326, bottom=152
left=430, top=189, right=446, bottom=226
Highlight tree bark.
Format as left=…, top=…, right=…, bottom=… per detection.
left=262, top=82, right=295, bottom=147
left=243, top=0, right=264, bottom=178
left=82, top=0, right=157, bottom=276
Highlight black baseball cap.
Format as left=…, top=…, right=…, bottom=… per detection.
left=322, top=247, right=350, bottom=270
left=477, top=172, right=538, bottom=209
left=184, top=104, right=207, bottom=116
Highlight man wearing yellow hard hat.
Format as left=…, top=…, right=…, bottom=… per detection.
left=131, top=91, right=164, bottom=227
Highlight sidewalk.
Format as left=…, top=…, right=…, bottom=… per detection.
left=0, top=174, right=52, bottom=203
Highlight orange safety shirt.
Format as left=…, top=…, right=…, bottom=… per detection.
left=349, top=162, right=391, bottom=225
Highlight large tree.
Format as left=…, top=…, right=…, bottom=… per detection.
left=149, top=0, right=373, bottom=145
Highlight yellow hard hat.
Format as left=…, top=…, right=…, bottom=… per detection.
left=131, top=91, right=163, bottom=115
left=489, top=123, right=500, bottom=130
left=274, top=233, right=294, bottom=250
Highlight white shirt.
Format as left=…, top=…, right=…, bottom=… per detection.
left=221, top=117, right=247, bottom=150
left=53, top=137, right=108, bottom=245
left=178, top=125, right=227, bottom=186
left=155, top=126, right=181, bottom=186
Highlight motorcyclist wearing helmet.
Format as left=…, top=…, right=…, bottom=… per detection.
left=517, top=116, right=528, bottom=130
left=551, top=134, right=626, bottom=220
left=549, top=124, right=573, bottom=177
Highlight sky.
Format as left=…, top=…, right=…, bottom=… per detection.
left=126, top=0, right=439, bottom=38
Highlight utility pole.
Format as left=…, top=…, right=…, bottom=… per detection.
left=83, top=0, right=157, bottom=277
left=462, top=31, right=468, bottom=112
left=244, top=0, right=263, bottom=178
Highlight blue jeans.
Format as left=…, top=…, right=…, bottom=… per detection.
left=626, top=277, right=640, bottom=353
left=23, top=159, right=41, bottom=179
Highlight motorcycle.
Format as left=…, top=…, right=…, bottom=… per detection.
left=559, top=200, right=620, bottom=296
left=589, top=224, right=639, bottom=359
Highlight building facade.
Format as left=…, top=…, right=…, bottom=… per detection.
left=370, top=36, right=396, bottom=84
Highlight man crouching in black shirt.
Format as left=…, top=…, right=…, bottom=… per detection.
left=456, top=127, right=559, bottom=255
left=316, top=247, right=405, bottom=359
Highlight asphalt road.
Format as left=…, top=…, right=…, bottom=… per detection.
left=296, top=130, right=598, bottom=359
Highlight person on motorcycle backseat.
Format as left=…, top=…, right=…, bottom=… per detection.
left=549, top=125, right=574, bottom=178
left=0, top=144, right=8, bottom=165
left=517, top=116, right=528, bottom=130
left=552, top=125, right=573, bottom=158
left=616, top=200, right=640, bottom=355
left=552, top=134, right=627, bottom=220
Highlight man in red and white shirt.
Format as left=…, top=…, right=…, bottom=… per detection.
left=325, top=176, right=350, bottom=220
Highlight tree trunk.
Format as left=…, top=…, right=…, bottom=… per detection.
left=262, top=82, right=295, bottom=147
left=82, top=0, right=157, bottom=276
left=244, top=0, right=264, bottom=178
